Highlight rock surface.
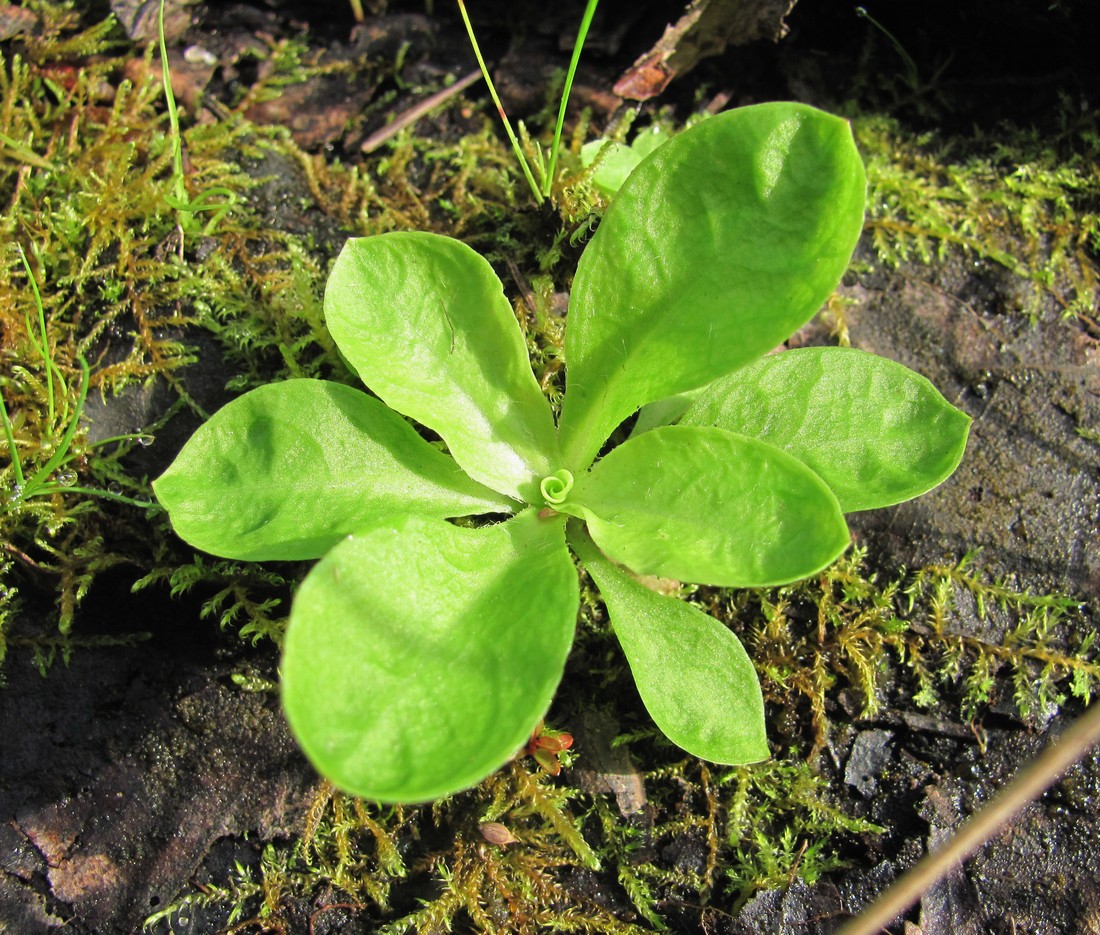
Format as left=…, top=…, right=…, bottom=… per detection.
left=0, top=599, right=314, bottom=933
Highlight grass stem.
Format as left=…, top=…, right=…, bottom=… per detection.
left=16, top=245, right=55, bottom=426
left=837, top=700, right=1100, bottom=935
left=158, top=0, right=187, bottom=209
left=544, top=0, right=600, bottom=197
left=455, top=0, right=543, bottom=204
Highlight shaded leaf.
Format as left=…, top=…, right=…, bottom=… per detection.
left=630, top=389, right=702, bottom=437
left=580, top=126, right=671, bottom=196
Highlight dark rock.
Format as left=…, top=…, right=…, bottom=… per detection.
left=845, top=729, right=895, bottom=798
left=915, top=730, right=1100, bottom=935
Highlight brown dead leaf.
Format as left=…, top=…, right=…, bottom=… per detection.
left=0, top=4, right=37, bottom=41
left=614, top=0, right=798, bottom=101
left=49, top=853, right=123, bottom=905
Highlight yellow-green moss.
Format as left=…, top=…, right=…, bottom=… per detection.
left=856, top=111, right=1100, bottom=321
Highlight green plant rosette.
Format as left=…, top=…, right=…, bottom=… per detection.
left=155, top=102, right=970, bottom=801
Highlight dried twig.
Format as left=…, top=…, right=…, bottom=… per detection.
left=837, top=701, right=1100, bottom=935
left=360, top=70, right=483, bottom=154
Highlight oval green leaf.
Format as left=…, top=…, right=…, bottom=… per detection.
left=571, top=525, right=769, bottom=764
left=580, top=139, right=643, bottom=197
left=153, top=380, right=511, bottom=562
left=558, top=102, right=867, bottom=469
left=580, top=127, right=670, bottom=197
left=571, top=426, right=849, bottom=587
left=324, top=232, right=559, bottom=502
left=680, top=347, right=972, bottom=512
left=281, top=509, right=579, bottom=802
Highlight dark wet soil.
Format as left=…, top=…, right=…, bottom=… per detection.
left=2, top=0, right=1099, bottom=932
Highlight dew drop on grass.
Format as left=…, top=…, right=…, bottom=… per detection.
left=55, top=469, right=77, bottom=487
left=137, top=434, right=154, bottom=447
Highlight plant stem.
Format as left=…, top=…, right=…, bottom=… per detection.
left=836, top=699, right=1100, bottom=935
left=158, top=0, right=189, bottom=241
left=16, top=245, right=55, bottom=426
left=544, top=0, right=600, bottom=198
left=0, top=131, right=57, bottom=171
left=360, top=70, right=483, bottom=154
left=455, top=0, right=543, bottom=204
left=855, top=7, right=920, bottom=90
left=159, top=0, right=185, bottom=204
left=18, top=357, right=90, bottom=503
left=42, top=485, right=154, bottom=509
left=0, top=390, right=24, bottom=490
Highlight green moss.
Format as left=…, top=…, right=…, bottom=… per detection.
left=856, top=111, right=1100, bottom=321
left=1, top=8, right=224, bottom=655
left=727, top=547, right=1095, bottom=754
left=131, top=549, right=292, bottom=645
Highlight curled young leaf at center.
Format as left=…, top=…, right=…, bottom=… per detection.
left=281, top=508, right=578, bottom=802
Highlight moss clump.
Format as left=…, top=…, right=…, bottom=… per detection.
left=143, top=742, right=880, bottom=933
left=856, top=111, right=1100, bottom=321
left=731, top=547, right=1095, bottom=755
left=0, top=5, right=238, bottom=659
